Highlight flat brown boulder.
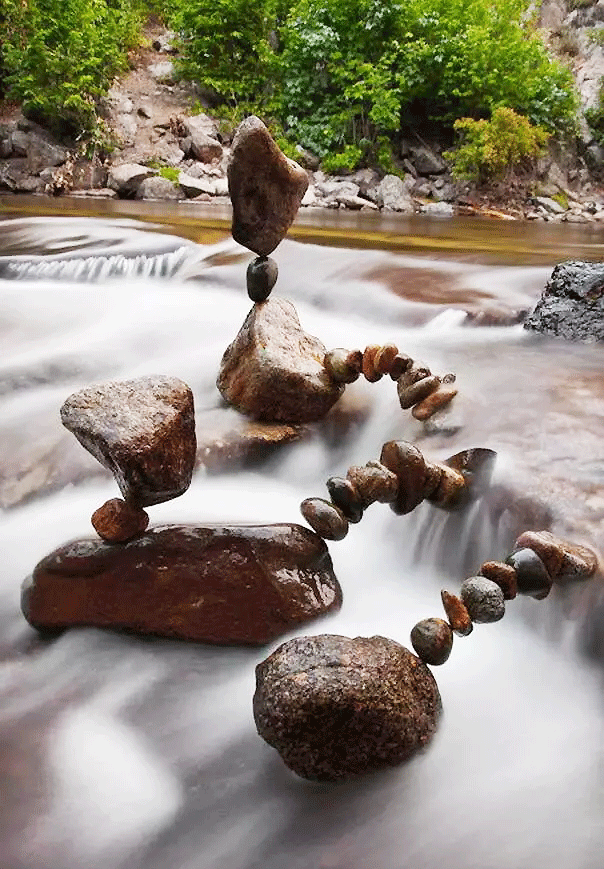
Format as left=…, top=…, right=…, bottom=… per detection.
left=22, top=524, right=342, bottom=645
left=60, top=376, right=196, bottom=507
left=217, top=298, right=344, bottom=423
left=253, top=634, right=441, bottom=780
left=228, top=116, right=308, bottom=256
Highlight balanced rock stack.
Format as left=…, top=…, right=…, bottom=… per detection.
left=22, top=373, right=342, bottom=644
left=60, top=375, right=197, bottom=542
left=300, top=442, right=497, bottom=542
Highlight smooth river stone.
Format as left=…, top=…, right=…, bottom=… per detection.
left=253, top=634, right=441, bottom=780
left=217, top=298, right=344, bottom=423
left=228, top=115, right=309, bottom=256
left=60, top=376, right=196, bottom=507
left=22, top=524, right=342, bottom=645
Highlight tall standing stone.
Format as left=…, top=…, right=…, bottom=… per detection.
left=228, top=116, right=309, bottom=256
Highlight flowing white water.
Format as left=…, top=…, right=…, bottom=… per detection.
left=1, top=215, right=603, bottom=869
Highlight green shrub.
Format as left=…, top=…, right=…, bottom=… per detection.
left=444, top=107, right=549, bottom=181
left=0, top=0, right=145, bottom=137
left=167, top=0, right=577, bottom=169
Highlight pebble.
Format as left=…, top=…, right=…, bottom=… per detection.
left=410, top=618, right=453, bottom=665
left=460, top=576, right=505, bottom=623
left=441, top=372, right=456, bottom=384
left=346, top=462, right=398, bottom=506
left=398, top=375, right=440, bottom=410
left=374, top=343, right=399, bottom=375
left=247, top=256, right=278, bottom=302
left=300, top=497, right=349, bottom=540
left=324, top=348, right=361, bottom=384
left=228, top=115, right=309, bottom=256
left=426, top=463, right=466, bottom=509
left=412, top=387, right=458, bottom=420
left=421, top=462, right=443, bottom=499
left=379, top=440, right=427, bottom=514
left=326, top=476, right=364, bottom=523
left=441, top=590, right=473, bottom=636
left=91, top=498, right=149, bottom=543
left=558, top=541, right=599, bottom=581
left=506, top=548, right=552, bottom=599
left=514, top=530, right=563, bottom=578
left=397, top=364, right=431, bottom=390
left=389, top=353, right=413, bottom=380
left=362, top=344, right=383, bottom=382
left=479, top=561, right=517, bottom=599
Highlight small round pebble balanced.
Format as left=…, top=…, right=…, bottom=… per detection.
left=247, top=255, right=279, bottom=303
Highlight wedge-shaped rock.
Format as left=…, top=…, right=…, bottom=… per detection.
left=217, top=298, right=344, bottom=423
left=22, top=524, right=342, bottom=645
left=61, top=376, right=196, bottom=506
left=228, top=116, right=308, bottom=256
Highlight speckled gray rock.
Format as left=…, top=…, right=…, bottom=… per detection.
left=60, top=376, right=196, bottom=507
left=410, top=618, right=453, bottom=665
left=217, top=298, right=344, bottom=423
left=460, top=576, right=505, bottom=623
left=253, top=634, right=442, bottom=780
left=228, top=116, right=309, bottom=256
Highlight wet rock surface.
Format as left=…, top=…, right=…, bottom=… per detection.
left=227, top=116, right=308, bottom=256
left=253, top=634, right=441, bottom=780
left=524, top=261, right=604, bottom=341
left=91, top=498, right=149, bottom=543
left=60, top=376, right=196, bottom=507
left=410, top=618, right=453, bottom=665
left=22, top=524, right=342, bottom=645
left=217, top=298, right=344, bottom=423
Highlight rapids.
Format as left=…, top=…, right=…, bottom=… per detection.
left=1, top=197, right=603, bottom=869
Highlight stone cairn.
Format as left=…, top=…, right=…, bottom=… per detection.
left=22, top=116, right=601, bottom=784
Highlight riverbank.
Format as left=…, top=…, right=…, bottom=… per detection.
left=2, top=20, right=604, bottom=223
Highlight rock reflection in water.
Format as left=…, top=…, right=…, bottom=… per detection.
left=0, top=210, right=604, bottom=869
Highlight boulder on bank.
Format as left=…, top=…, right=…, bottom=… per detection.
left=22, top=524, right=342, bottom=645
left=524, top=260, right=604, bottom=341
left=217, top=298, right=344, bottom=423
left=253, top=634, right=441, bottom=780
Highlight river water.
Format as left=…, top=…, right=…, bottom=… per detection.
left=1, top=195, right=604, bottom=869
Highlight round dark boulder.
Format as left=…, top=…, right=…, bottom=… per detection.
left=253, top=633, right=442, bottom=781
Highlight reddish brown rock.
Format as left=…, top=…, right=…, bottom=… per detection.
left=22, top=524, right=342, bottom=645
left=324, top=348, right=361, bottom=384
left=379, top=440, right=427, bottom=514
left=217, top=298, right=344, bottom=423
left=412, top=387, right=458, bottom=421
left=410, top=618, right=453, bottom=665
left=422, top=462, right=443, bottom=499
left=374, top=343, right=399, bottom=375
left=389, top=353, right=413, bottom=380
left=60, top=376, right=196, bottom=507
left=441, top=590, right=473, bottom=636
left=300, top=498, right=349, bottom=541
left=479, top=561, right=518, bottom=600
left=445, top=447, right=497, bottom=493
left=228, top=116, right=308, bottom=256
left=346, top=462, right=398, bottom=506
left=253, top=634, right=441, bottom=780
left=362, top=344, right=383, bottom=382
left=91, top=498, right=149, bottom=543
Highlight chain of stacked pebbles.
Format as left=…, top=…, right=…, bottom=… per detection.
left=298, top=436, right=598, bottom=666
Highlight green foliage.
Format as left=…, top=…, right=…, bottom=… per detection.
left=585, top=79, right=604, bottom=145
left=0, top=0, right=145, bottom=137
left=166, top=0, right=577, bottom=169
left=444, top=107, right=549, bottom=181
left=159, top=165, right=180, bottom=182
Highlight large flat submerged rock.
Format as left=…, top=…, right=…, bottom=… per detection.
left=22, top=524, right=342, bottom=645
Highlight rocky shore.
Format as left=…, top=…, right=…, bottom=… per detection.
left=2, top=18, right=604, bottom=223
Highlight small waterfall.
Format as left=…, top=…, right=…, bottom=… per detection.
left=0, top=246, right=193, bottom=282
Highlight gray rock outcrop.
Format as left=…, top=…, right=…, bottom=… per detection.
left=524, top=260, right=604, bottom=341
